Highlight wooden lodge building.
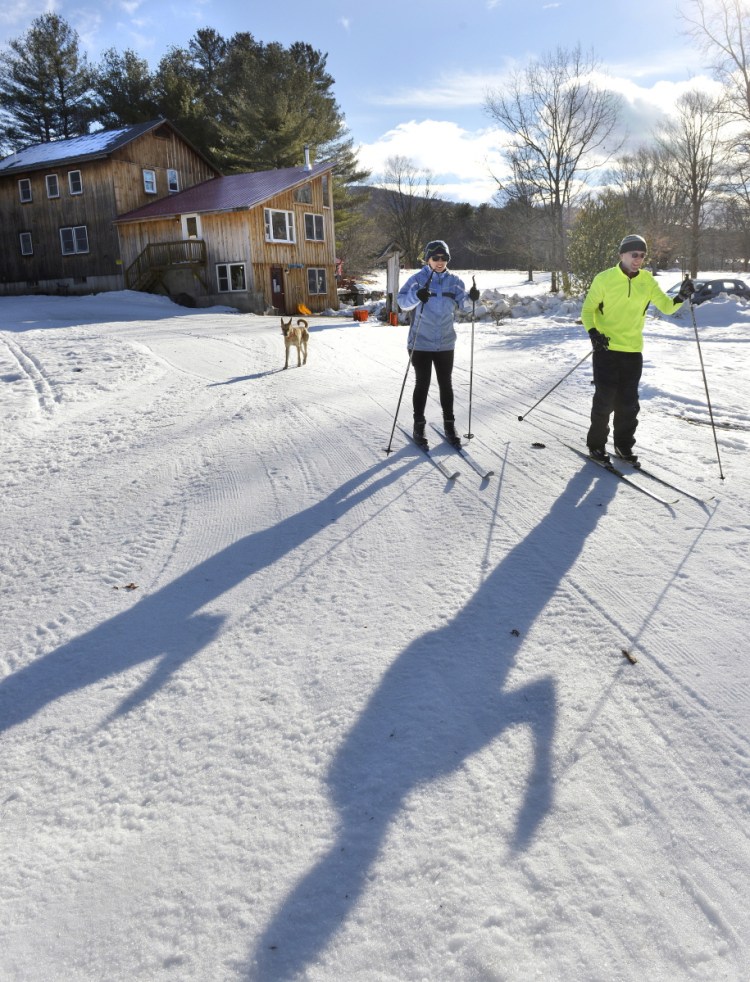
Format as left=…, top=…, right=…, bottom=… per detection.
left=114, top=152, right=337, bottom=314
left=0, top=119, right=339, bottom=314
left=0, top=121, right=219, bottom=298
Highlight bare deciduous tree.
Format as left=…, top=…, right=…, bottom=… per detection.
left=491, top=166, right=550, bottom=282
left=655, top=89, right=729, bottom=276
left=681, top=0, right=750, bottom=127
left=682, top=0, right=750, bottom=267
left=377, top=156, right=439, bottom=267
left=607, top=146, right=682, bottom=268
left=485, top=45, right=622, bottom=293
left=719, top=195, right=750, bottom=269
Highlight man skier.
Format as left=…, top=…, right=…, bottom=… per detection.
left=582, top=234, right=694, bottom=465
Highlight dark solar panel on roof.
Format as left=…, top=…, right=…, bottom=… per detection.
left=0, top=121, right=168, bottom=175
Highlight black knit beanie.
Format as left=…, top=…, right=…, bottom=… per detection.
left=619, top=234, right=647, bottom=254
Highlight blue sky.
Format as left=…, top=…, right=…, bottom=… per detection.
left=0, top=0, right=720, bottom=203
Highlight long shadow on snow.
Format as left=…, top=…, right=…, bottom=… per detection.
left=208, top=370, right=283, bottom=384
left=0, top=457, right=413, bottom=733
left=250, top=466, right=616, bottom=981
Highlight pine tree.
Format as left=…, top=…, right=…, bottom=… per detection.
left=0, top=13, right=93, bottom=148
left=215, top=37, right=342, bottom=172
left=152, top=46, right=216, bottom=154
left=91, top=48, right=158, bottom=128
left=318, top=129, right=372, bottom=265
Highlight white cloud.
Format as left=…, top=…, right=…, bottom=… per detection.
left=356, top=119, right=512, bottom=205
left=366, top=53, right=715, bottom=121
left=643, top=76, right=723, bottom=110
left=583, top=69, right=726, bottom=152
left=353, top=60, right=728, bottom=205
left=339, top=17, right=351, bottom=31
left=0, top=0, right=52, bottom=30
left=598, top=69, right=722, bottom=113
left=372, top=67, right=515, bottom=110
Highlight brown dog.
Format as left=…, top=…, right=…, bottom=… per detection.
left=281, top=317, right=309, bottom=369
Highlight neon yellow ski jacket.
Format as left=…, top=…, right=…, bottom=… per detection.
left=581, top=265, right=684, bottom=353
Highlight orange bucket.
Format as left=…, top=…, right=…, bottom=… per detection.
left=389, top=312, right=398, bottom=326
left=353, top=309, right=369, bottom=322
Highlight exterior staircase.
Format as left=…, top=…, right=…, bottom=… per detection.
left=125, top=240, right=208, bottom=294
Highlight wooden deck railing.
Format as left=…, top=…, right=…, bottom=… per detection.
left=125, top=239, right=207, bottom=290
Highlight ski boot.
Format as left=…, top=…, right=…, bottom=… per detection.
left=443, top=417, right=462, bottom=448
left=614, top=446, right=640, bottom=468
left=412, top=417, right=428, bottom=448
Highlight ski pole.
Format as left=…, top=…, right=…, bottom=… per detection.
left=464, top=276, right=477, bottom=440
left=517, top=349, right=592, bottom=421
left=687, top=299, right=725, bottom=481
left=383, top=271, right=434, bottom=455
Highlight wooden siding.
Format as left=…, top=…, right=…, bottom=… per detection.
left=0, top=124, right=218, bottom=293
left=108, top=126, right=218, bottom=216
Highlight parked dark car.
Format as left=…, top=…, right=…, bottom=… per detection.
left=666, top=277, right=750, bottom=305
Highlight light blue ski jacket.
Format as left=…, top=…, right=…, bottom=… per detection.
left=398, top=266, right=471, bottom=351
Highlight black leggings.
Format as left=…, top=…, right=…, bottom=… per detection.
left=411, top=349, right=455, bottom=421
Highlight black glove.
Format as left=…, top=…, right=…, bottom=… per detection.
left=416, top=287, right=431, bottom=304
left=674, top=276, right=695, bottom=303
left=588, top=328, right=610, bottom=352
left=469, top=284, right=480, bottom=302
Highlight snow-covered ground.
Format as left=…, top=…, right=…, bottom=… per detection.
left=2, top=271, right=749, bottom=982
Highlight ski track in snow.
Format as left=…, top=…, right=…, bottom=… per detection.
left=1, top=334, right=60, bottom=418
left=2, top=281, right=750, bottom=982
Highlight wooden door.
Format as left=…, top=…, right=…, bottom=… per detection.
left=271, top=266, right=286, bottom=313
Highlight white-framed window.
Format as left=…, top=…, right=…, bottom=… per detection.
left=60, top=225, right=89, bottom=255
left=167, top=168, right=180, bottom=193
left=304, top=213, right=325, bottom=241
left=307, top=267, right=327, bottom=295
left=322, top=174, right=330, bottom=206
left=294, top=183, right=312, bottom=204
left=264, top=208, right=295, bottom=243
left=216, top=263, right=247, bottom=293
left=46, top=174, right=60, bottom=198
left=19, top=232, right=33, bottom=256
left=181, top=214, right=201, bottom=239
left=18, top=179, right=32, bottom=203
left=68, top=170, right=83, bottom=195
left=143, top=169, right=157, bottom=194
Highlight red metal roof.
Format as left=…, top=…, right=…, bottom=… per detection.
left=115, top=162, right=334, bottom=223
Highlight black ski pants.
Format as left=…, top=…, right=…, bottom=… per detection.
left=411, top=349, right=455, bottom=421
left=587, top=349, right=643, bottom=452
